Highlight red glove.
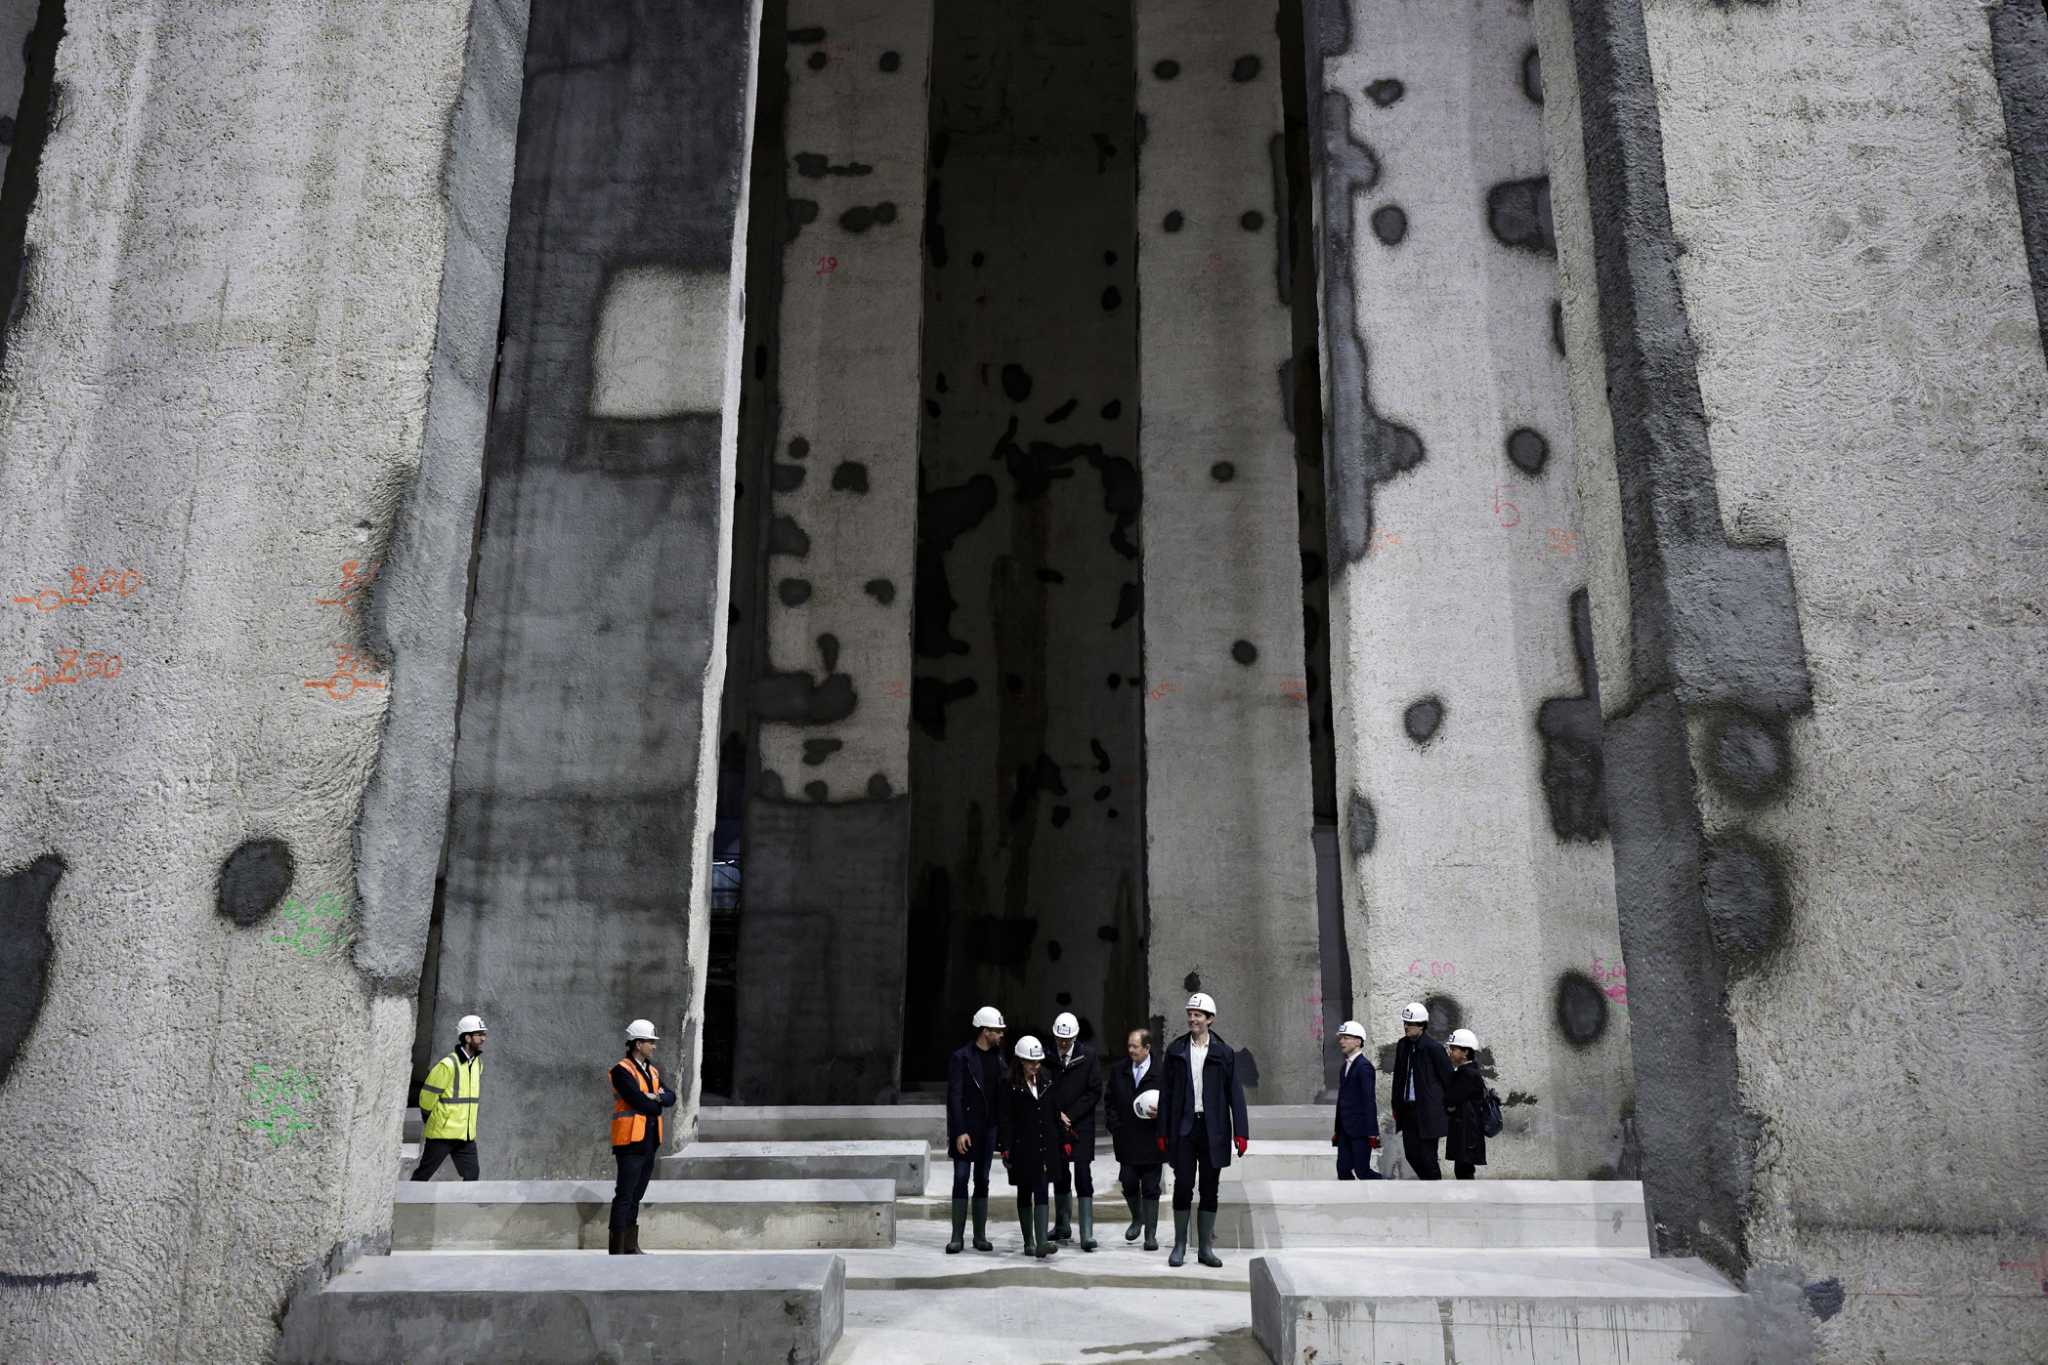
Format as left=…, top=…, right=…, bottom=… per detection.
left=1156, top=1136, right=1167, bottom=1154
left=1331, top=1135, right=1339, bottom=1147
left=998, top=1151, right=1007, bottom=1162
left=1234, top=1135, right=1248, bottom=1158
left=1368, top=1136, right=1381, bottom=1150
left=1063, top=1143, right=1073, bottom=1157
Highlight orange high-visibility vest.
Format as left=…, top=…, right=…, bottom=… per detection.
left=609, top=1057, right=664, bottom=1148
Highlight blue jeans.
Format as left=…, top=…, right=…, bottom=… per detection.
left=951, top=1133, right=995, bottom=1198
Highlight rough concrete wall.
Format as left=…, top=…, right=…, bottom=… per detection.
left=0, top=0, right=36, bottom=183
left=1134, top=0, right=1322, bottom=1100
left=429, top=0, right=759, bottom=1176
left=1308, top=0, right=1633, bottom=1174
left=1558, top=0, right=2048, bottom=1355
left=901, top=0, right=1146, bottom=1076
left=0, top=0, right=526, bottom=1358
left=730, top=0, right=930, bottom=1105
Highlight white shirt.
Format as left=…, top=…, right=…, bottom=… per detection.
left=1189, top=1038, right=1209, bottom=1114
left=1343, top=1051, right=1356, bottom=1078
left=1027, top=1079, right=1040, bottom=1100
left=1132, top=1055, right=1149, bottom=1088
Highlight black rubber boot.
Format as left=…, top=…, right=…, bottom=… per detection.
left=1197, top=1209, right=1222, bottom=1267
left=971, top=1195, right=993, bottom=1251
left=946, top=1197, right=967, bottom=1254
left=625, top=1223, right=644, bottom=1255
left=1051, top=1191, right=1072, bottom=1241
left=1017, top=1195, right=1036, bottom=1256
left=1142, top=1198, right=1160, bottom=1251
left=1078, top=1197, right=1096, bottom=1251
left=607, top=1226, right=624, bottom=1255
left=1034, top=1202, right=1059, bottom=1258
left=1123, top=1189, right=1142, bottom=1242
left=1168, top=1207, right=1190, bottom=1267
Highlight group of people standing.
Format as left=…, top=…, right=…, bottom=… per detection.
left=1332, top=1001, right=1491, bottom=1181
left=946, top=991, right=1251, bottom=1268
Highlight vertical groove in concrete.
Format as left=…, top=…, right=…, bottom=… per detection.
left=1990, top=0, right=2048, bottom=359
left=0, top=0, right=61, bottom=369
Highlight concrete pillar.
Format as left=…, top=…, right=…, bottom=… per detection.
left=1307, top=0, right=1633, bottom=1174
left=0, top=0, right=527, bottom=1357
left=1134, top=0, right=1322, bottom=1098
left=428, top=0, right=760, bottom=1175
left=730, top=0, right=931, bottom=1105
left=1552, top=0, right=2048, bottom=1352
left=0, top=0, right=38, bottom=184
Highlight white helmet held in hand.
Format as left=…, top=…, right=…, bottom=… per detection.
left=1014, top=1035, right=1045, bottom=1061
left=973, top=1005, right=1007, bottom=1030
left=1448, top=1028, right=1479, bottom=1050
left=1134, top=1088, right=1160, bottom=1119
left=625, top=1018, right=659, bottom=1041
left=1052, top=1012, right=1079, bottom=1039
left=456, top=1014, right=487, bottom=1035
left=1186, top=992, right=1217, bottom=1017
left=1400, top=1001, right=1430, bottom=1024
left=1336, top=1019, right=1366, bottom=1041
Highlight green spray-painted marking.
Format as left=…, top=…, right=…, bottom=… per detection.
left=246, top=1064, right=319, bottom=1146
left=271, top=891, right=350, bottom=958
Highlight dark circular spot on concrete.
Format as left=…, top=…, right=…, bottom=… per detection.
left=1703, top=836, right=1789, bottom=957
left=1006, top=672, right=1024, bottom=693
left=1103, top=249, right=1118, bottom=266
left=1101, top=285, right=1123, bottom=311
left=1240, top=210, right=1265, bottom=231
left=1347, top=791, right=1377, bottom=859
left=1704, top=710, right=1791, bottom=805
left=1107, top=808, right=1119, bottom=819
left=1423, top=995, right=1463, bottom=1034
left=217, top=838, right=296, bottom=928
left=925, top=399, right=941, bottom=417
left=1555, top=971, right=1608, bottom=1047
left=0, top=854, right=64, bottom=1088
left=1521, top=47, right=1543, bottom=105
left=1047, top=938, right=1064, bottom=961
left=1365, top=78, right=1404, bottom=107
left=804, top=780, right=829, bottom=802
left=1506, top=427, right=1550, bottom=475
left=1370, top=204, right=1407, bottom=245
left=771, top=463, right=807, bottom=492
left=1231, top=54, right=1261, bottom=82
left=1056, top=992, right=1073, bottom=1007
left=879, top=49, right=901, bottom=72
left=758, top=769, right=786, bottom=800
left=838, top=202, right=897, bottom=232
left=1231, top=639, right=1259, bottom=665
left=778, top=578, right=813, bottom=606
left=1487, top=177, right=1555, bottom=254
left=1001, top=363, right=1033, bottom=402
left=1183, top=971, right=1202, bottom=993
left=1093, top=785, right=1111, bottom=801
left=787, top=436, right=811, bottom=459
left=1210, top=461, right=1236, bottom=482
left=1096, top=924, right=1120, bottom=942
left=1154, top=59, right=1181, bottom=80
left=1404, top=696, right=1444, bottom=744
left=1106, top=673, right=1121, bottom=689
left=1052, top=805, right=1073, bottom=827
left=866, top=773, right=895, bottom=799
left=863, top=577, right=896, bottom=605
left=1804, top=1278, right=1845, bottom=1321
left=1101, top=399, right=1123, bottom=419
left=832, top=460, right=870, bottom=493
left=801, top=737, right=843, bottom=765
left=971, top=250, right=986, bottom=267
left=807, top=50, right=827, bottom=70
left=1163, top=210, right=1185, bottom=233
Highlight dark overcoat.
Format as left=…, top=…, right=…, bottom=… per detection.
left=1044, top=1040, right=1102, bottom=1159
left=1333, top=1050, right=1379, bottom=1140
left=1153, top=1032, right=1250, bottom=1167
left=946, top=1041, right=1008, bottom=1145
left=1443, top=1059, right=1488, bottom=1166
left=1391, top=1031, right=1452, bottom=1141
left=1104, top=1052, right=1165, bottom=1167
left=999, top=1076, right=1064, bottom=1187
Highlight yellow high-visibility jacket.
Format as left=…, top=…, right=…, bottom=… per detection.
left=418, top=1049, right=482, bottom=1142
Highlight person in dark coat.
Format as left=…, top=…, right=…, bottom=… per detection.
left=1443, top=1027, right=1488, bottom=1180
left=1330, top=1019, right=1381, bottom=1180
left=944, top=1005, right=1009, bottom=1253
left=1153, top=992, right=1249, bottom=1268
left=1044, top=1011, right=1102, bottom=1249
left=998, top=1035, right=1065, bottom=1258
left=1390, top=1000, right=1452, bottom=1179
left=607, top=1018, right=678, bottom=1255
left=1104, top=1026, right=1164, bottom=1248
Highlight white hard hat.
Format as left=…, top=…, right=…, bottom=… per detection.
left=972, top=1005, right=1006, bottom=1030
left=1134, top=1088, right=1160, bottom=1119
left=1448, top=1028, right=1479, bottom=1050
left=456, top=1014, right=487, bottom=1035
left=1052, top=1012, right=1079, bottom=1039
left=1336, top=1019, right=1366, bottom=1041
left=1186, top=992, right=1217, bottom=1017
left=1014, top=1035, right=1045, bottom=1061
left=1400, top=1001, right=1430, bottom=1024
left=624, top=1018, right=659, bottom=1041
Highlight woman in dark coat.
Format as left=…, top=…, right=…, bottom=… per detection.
left=1443, top=1027, right=1488, bottom=1179
left=998, top=1035, right=1065, bottom=1258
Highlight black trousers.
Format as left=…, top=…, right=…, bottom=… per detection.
left=1118, top=1162, right=1162, bottom=1200
left=411, top=1138, right=478, bottom=1182
left=951, top=1133, right=995, bottom=1198
left=610, top=1146, right=657, bottom=1230
left=1454, top=1161, right=1476, bottom=1180
left=1051, top=1144, right=1094, bottom=1197
left=1336, top=1135, right=1381, bottom=1181
left=1401, top=1129, right=1443, bottom=1180
left=1168, top=1138, right=1221, bottom=1211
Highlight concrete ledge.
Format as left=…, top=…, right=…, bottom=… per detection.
left=701, top=1104, right=945, bottom=1142
left=278, top=1251, right=844, bottom=1365
left=391, top=1178, right=895, bottom=1250
left=665, top=1140, right=928, bottom=1195
left=1251, top=1249, right=1745, bottom=1365
left=1217, top=1179, right=1650, bottom=1251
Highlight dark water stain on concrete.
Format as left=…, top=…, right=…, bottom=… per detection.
left=0, top=854, right=63, bottom=1087
left=217, top=838, right=295, bottom=927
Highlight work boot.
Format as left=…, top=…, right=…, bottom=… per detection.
left=1078, top=1197, right=1096, bottom=1251
left=1123, top=1190, right=1142, bottom=1242
left=946, top=1197, right=967, bottom=1254
left=971, top=1195, right=993, bottom=1251
left=607, top=1226, right=624, bottom=1255
left=1168, top=1207, right=1190, bottom=1267
left=1033, top=1202, right=1058, bottom=1258
left=1017, top=1195, right=1036, bottom=1255
left=1051, top=1192, right=1072, bottom=1241
left=1197, top=1209, right=1222, bottom=1267
left=625, top=1223, right=644, bottom=1255
left=1142, top=1198, right=1160, bottom=1251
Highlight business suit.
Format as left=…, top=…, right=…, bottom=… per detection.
left=945, top=1039, right=1008, bottom=1251
left=1104, top=1050, right=1164, bottom=1245
left=1391, top=1029, right=1452, bottom=1179
left=1332, top=1048, right=1381, bottom=1180
left=1044, top=1039, right=1101, bottom=1243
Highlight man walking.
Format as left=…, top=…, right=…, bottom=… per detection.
left=1104, top=1026, right=1164, bottom=1248
left=1155, top=992, right=1249, bottom=1268
left=944, top=1005, right=1008, bottom=1254
left=412, top=1013, right=487, bottom=1181
left=1390, top=1001, right=1451, bottom=1180
left=1045, top=1012, right=1102, bottom=1250
left=607, top=1018, right=677, bottom=1255
left=1331, top=1019, right=1381, bottom=1180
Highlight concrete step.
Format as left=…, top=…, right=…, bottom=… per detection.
left=391, top=1178, right=895, bottom=1250
left=277, top=1251, right=845, bottom=1365
left=835, top=1211, right=1254, bottom=1292
left=836, top=1285, right=1266, bottom=1364
left=1252, top=1249, right=1746, bottom=1365
left=915, top=1140, right=1348, bottom=1198
left=663, top=1139, right=928, bottom=1195
left=700, top=1104, right=945, bottom=1142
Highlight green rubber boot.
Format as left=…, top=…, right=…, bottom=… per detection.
left=1034, top=1201, right=1059, bottom=1258
left=1051, top=1191, right=1072, bottom=1241
left=1167, top=1207, right=1190, bottom=1266
left=1017, top=1195, right=1036, bottom=1255
left=1142, top=1197, right=1160, bottom=1251
left=1078, top=1196, right=1096, bottom=1251
left=971, top=1195, right=992, bottom=1251
left=946, top=1197, right=967, bottom=1254
left=1197, top=1209, right=1222, bottom=1267
left=1122, top=1189, right=1142, bottom=1242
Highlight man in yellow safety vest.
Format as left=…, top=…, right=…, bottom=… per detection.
left=412, top=1013, right=487, bottom=1181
